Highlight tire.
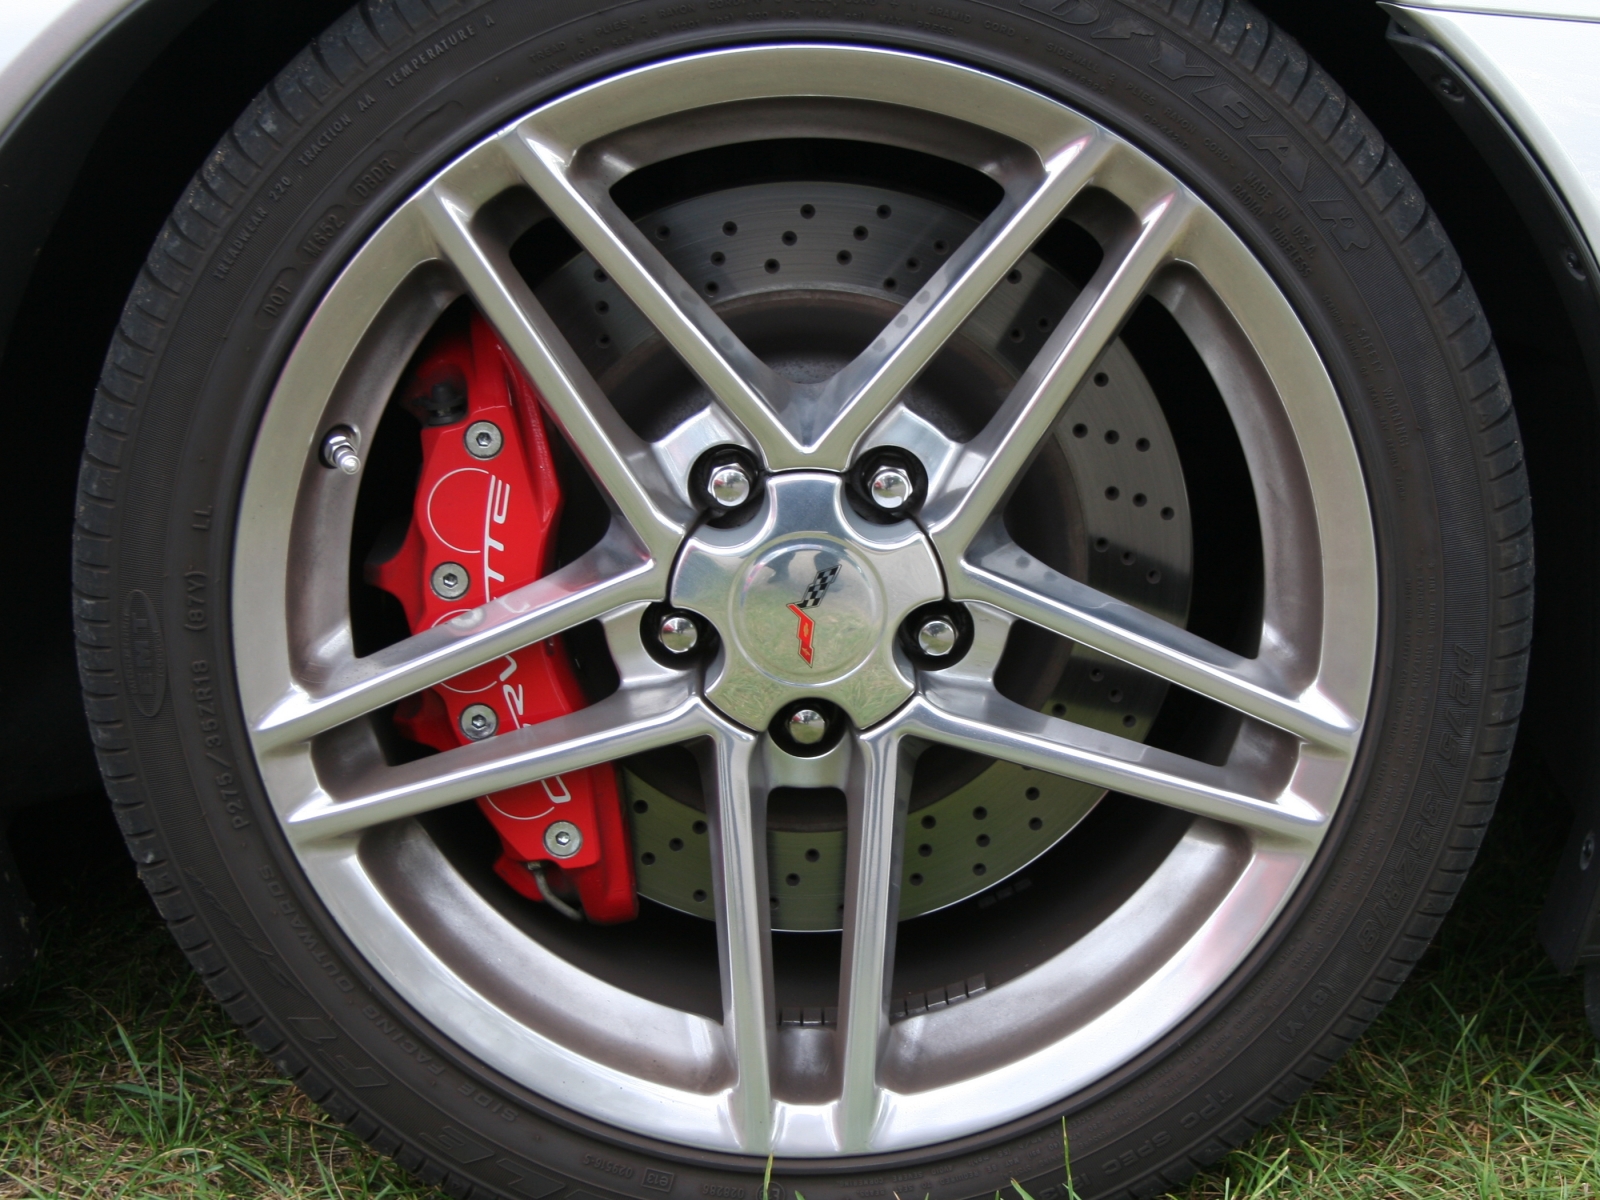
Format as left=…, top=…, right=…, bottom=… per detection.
left=73, top=2, right=1530, bottom=1198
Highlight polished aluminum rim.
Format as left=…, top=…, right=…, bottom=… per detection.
left=234, top=45, right=1377, bottom=1157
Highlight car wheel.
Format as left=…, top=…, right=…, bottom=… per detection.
left=75, top=2, right=1531, bottom=1197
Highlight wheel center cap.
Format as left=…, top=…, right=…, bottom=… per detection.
left=671, top=472, right=944, bottom=730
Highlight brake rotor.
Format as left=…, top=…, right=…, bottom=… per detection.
left=533, top=181, right=1193, bottom=930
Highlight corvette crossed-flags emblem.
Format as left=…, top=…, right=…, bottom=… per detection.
left=786, top=565, right=840, bottom=666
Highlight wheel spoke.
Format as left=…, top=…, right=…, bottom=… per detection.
left=810, top=133, right=1114, bottom=464
left=905, top=680, right=1325, bottom=845
left=834, top=729, right=913, bottom=1150
left=500, top=125, right=801, bottom=464
left=955, top=534, right=1356, bottom=749
left=700, top=729, right=776, bottom=1151
left=924, top=187, right=1200, bottom=556
left=252, top=531, right=660, bottom=751
left=416, top=181, right=691, bottom=558
left=283, top=682, right=711, bottom=845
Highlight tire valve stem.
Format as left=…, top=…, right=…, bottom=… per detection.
left=320, top=427, right=361, bottom=475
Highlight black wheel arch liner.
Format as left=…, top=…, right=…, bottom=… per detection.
left=1, top=0, right=1597, bottom=992
left=0, top=0, right=214, bottom=369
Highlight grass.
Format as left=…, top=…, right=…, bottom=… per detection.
left=0, top=748, right=1594, bottom=1198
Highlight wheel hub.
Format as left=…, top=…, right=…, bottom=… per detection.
left=672, top=472, right=943, bottom=730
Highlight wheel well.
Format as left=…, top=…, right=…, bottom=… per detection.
left=1252, top=0, right=1600, bottom=966
left=0, top=0, right=348, bottom=812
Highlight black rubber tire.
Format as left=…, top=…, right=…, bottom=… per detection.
left=73, top=2, right=1532, bottom=1197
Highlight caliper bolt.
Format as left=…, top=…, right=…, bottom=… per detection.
left=788, top=708, right=827, bottom=745
left=459, top=703, right=498, bottom=740
left=464, top=420, right=503, bottom=459
left=544, top=820, right=582, bottom=858
left=868, top=464, right=913, bottom=511
left=657, top=613, right=699, bottom=655
left=320, top=428, right=361, bottom=475
left=916, top=616, right=958, bottom=657
left=431, top=561, right=471, bottom=600
left=707, top=463, right=752, bottom=508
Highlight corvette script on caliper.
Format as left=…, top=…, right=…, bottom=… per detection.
left=367, top=313, right=636, bottom=923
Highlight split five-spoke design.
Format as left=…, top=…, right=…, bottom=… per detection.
left=234, top=46, right=1376, bottom=1157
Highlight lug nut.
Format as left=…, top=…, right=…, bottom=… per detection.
left=916, top=616, right=958, bottom=657
left=464, top=420, right=503, bottom=459
left=431, top=561, right=471, bottom=600
left=869, top=465, right=913, bottom=511
left=321, top=428, right=361, bottom=475
left=788, top=708, right=827, bottom=745
left=658, top=613, right=699, bottom=654
left=707, top=463, right=752, bottom=508
left=544, top=820, right=582, bottom=858
left=459, top=703, right=498, bottom=740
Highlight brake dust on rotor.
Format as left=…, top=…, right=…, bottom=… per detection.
left=367, top=313, right=637, bottom=923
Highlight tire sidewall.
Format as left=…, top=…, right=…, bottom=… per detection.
left=99, top=2, right=1496, bottom=1197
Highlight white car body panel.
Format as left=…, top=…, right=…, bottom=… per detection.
left=1402, top=0, right=1600, bottom=17
left=0, top=0, right=137, bottom=140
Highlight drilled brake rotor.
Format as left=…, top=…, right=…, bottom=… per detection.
left=534, top=181, right=1194, bottom=930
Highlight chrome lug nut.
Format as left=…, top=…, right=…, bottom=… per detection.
left=916, top=616, right=958, bottom=657
left=320, top=428, right=361, bottom=475
left=657, top=613, right=699, bottom=654
left=869, top=464, right=913, bottom=511
left=707, top=463, right=752, bottom=508
left=431, top=561, right=471, bottom=600
left=459, top=703, right=498, bottom=740
left=788, top=707, right=827, bottom=745
left=464, top=420, right=503, bottom=459
left=544, top=820, right=582, bottom=858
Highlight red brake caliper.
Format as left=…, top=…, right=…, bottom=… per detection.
left=368, top=313, right=637, bottom=924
